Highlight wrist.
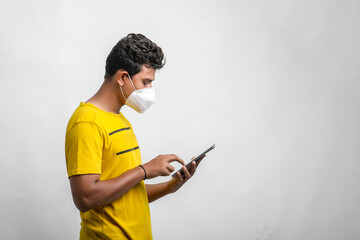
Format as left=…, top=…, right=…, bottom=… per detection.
left=138, top=165, right=147, bottom=180
left=166, top=178, right=177, bottom=194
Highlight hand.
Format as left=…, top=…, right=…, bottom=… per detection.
left=167, top=155, right=205, bottom=193
left=143, top=154, right=185, bottom=179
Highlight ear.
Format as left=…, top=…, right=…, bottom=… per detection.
left=115, top=70, right=129, bottom=86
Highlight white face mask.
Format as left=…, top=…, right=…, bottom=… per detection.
left=120, top=74, right=155, bottom=113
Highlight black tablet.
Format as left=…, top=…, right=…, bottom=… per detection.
left=172, top=144, right=215, bottom=177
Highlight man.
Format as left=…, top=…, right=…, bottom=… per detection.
left=65, top=33, right=202, bottom=239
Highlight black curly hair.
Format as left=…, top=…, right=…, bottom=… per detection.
left=105, top=33, right=165, bottom=79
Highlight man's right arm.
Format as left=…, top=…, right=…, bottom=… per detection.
left=69, top=154, right=185, bottom=212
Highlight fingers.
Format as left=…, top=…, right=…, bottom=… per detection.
left=163, top=155, right=182, bottom=176
left=167, top=164, right=175, bottom=173
left=161, top=169, right=171, bottom=176
left=176, top=172, right=184, bottom=182
left=188, top=161, right=197, bottom=175
left=196, top=155, right=205, bottom=166
left=182, top=165, right=192, bottom=179
left=167, top=154, right=185, bottom=166
left=190, top=154, right=205, bottom=167
left=150, top=154, right=202, bottom=178
left=181, top=155, right=205, bottom=179
left=199, top=154, right=206, bottom=160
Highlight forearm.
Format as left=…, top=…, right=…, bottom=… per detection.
left=71, top=154, right=186, bottom=211
left=94, top=168, right=145, bottom=207
left=145, top=182, right=172, bottom=203
left=70, top=166, right=145, bottom=212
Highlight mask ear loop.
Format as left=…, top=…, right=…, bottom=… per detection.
left=127, top=74, right=137, bottom=91
left=119, top=73, right=136, bottom=103
left=120, top=85, right=127, bottom=103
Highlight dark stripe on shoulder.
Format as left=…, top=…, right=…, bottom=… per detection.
left=109, top=127, right=131, bottom=136
left=116, top=146, right=139, bottom=156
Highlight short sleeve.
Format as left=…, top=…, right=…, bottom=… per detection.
left=65, top=122, right=103, bottom=177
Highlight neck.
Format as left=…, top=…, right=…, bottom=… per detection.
left=86, top=79, right=124, bottom=114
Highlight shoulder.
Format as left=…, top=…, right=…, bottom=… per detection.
left=72, top=102, right=98, bottom=121
left=66, top=103, right=103, bottom=134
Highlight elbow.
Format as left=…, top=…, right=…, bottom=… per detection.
left=76, top=203, right=90, bottom=213
left=74, top=196, right=96, bottom=213
left=69, top=174, right=102, bottom=212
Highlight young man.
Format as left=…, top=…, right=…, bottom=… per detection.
left=65, top=33, right=202, bottom=239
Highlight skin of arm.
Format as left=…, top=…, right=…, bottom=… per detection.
left=69, top=167, right=144, bottom=212
left=69, top=154, right=185, bottom=212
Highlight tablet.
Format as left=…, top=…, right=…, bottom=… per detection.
left=172, top=144, right=215, bottom=177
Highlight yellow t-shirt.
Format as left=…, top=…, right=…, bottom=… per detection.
left=65, top=102, right=152, bottom=240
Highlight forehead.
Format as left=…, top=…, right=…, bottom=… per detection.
left=134, top=65, right=156, bottom=80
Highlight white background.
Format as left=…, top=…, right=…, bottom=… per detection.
left=1, top=0, right=359, bottom=239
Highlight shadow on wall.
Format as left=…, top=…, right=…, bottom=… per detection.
left=256, top=223, right=281, bottom=240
